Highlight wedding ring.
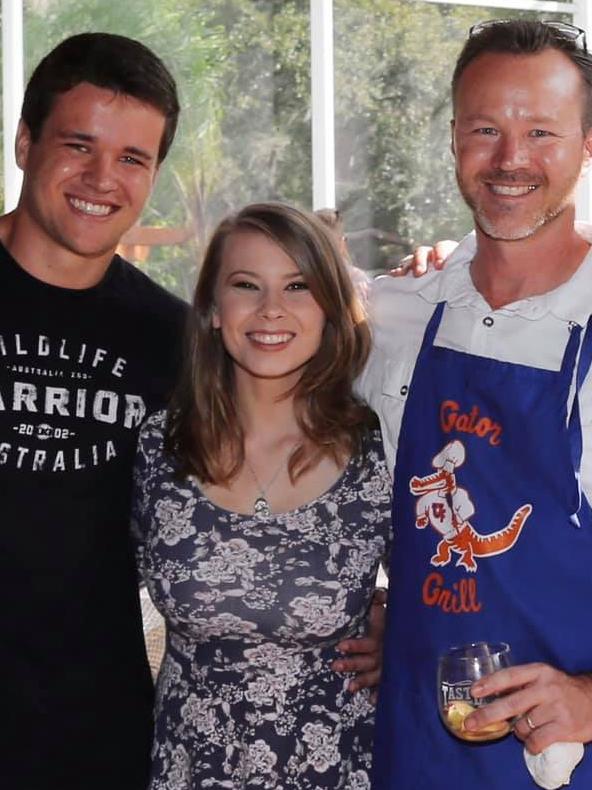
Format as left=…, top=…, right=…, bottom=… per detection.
left=525, top=713, right=536, bottom=731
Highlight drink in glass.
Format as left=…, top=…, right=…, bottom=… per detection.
left=437, top=641, right=512, bottom=742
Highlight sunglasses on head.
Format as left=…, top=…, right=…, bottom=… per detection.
left=468, top=19, right=587, bottom=53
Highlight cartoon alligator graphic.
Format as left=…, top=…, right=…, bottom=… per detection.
left=410, top=440, right=532, bottom=573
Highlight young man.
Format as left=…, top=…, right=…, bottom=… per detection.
left=359, top=20, right=592, bottom=788
left=0, top=33, right=186, bottom=790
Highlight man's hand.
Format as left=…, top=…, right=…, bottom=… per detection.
left=331, top=588, right=387, bottom=698
left=465, top=663, right=592, bottom=754
left=390, top=240, right=458, bottom=278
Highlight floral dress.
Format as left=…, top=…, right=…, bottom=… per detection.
left=132, top=411, right=392, bottom=790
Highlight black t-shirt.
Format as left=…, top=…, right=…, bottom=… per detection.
left=0, top=244, right=187, bottom=790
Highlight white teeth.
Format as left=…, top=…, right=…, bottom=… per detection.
left=490, top=185, right=537, bottom=196
left=69, top=197, right=112, bottom=216
left=249, top=333, right=292, bottom=345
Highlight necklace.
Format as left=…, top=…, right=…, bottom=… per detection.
left=244, top=443, right=297, bottom=518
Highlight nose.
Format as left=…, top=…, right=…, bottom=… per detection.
left=81, top=153, right=117, bottom=192
left=257, top=288, right=285, bottom=319
left=493, top=133, right=530, bottom=171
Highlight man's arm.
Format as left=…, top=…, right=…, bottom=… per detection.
left=331, top=588, right=387, bottom=697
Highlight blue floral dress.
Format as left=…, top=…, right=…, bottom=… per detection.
left=132, top=411, right=392, bottom=790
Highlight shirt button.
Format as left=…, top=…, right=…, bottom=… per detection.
left=400, top=385, right=408, bottom=396
left=482, top=316, right=494, bottom=327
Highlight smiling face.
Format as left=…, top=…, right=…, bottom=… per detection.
left=212, top=230, right=326, bottom=388
left=452, top=48, right=592, bottom=241
left=13, top=81, right=165, bottom=277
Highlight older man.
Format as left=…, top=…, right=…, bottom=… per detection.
left=360, top=20, right=592, bottom=789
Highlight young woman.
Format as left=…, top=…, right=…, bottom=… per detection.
left=132, top=203, right=392, bottom=789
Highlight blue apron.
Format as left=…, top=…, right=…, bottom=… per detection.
left=372, top=302, right=592, bottom=789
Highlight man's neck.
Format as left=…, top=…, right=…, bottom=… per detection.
left=471, top=210, right=590, bottom=310
left=0, top=210, right=116, bottom=290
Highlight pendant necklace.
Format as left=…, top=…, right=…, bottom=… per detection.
left=244, top=443, right=297, bottom=518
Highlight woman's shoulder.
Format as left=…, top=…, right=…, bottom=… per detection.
left=359, top=427, right=387, bottom=460
left=342, top=428, right=391, bottom=507
left=138, top=409, right=167, bottom=446
left=352, top=428, right=390, bottom=479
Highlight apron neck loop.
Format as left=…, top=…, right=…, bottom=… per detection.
left=421, top=302, right=446, bottom=352
left=574, top=316, right=592, bottom=391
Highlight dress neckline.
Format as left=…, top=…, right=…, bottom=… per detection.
left=190, top=451, right=360, bottom=520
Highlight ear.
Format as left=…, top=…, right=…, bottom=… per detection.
left=15, top=119, right=32, bottom=171
left=582, top=129, right=592, bottom=175
left=212, top=305, right=221, bottom=330
left=450, top=119, right=456, bottom=158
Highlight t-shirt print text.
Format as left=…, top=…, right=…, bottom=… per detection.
left=0, top=332, right=146, bottom=473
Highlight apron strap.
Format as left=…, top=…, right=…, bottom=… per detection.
left=575, top=316, right=592, bottom=392
left=419, top=302, right=446, bottom=353
left=567, top=317, right=592, bottom=523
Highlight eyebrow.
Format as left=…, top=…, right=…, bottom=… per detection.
left=57, top=130, right=155, bottom=162
left=226, top=268, right=303, bottom=279
left=460, top=114, right=558, bottom=125
left=123, top=146, right=154, bottom=162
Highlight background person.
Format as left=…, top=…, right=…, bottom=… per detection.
left=315, top=207, right=351, bottom=261
left=316, top=207, right=371, bottom=296
left=132, top=202, right=392, bottom=788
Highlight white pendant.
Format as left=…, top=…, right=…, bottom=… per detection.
left=254, top=496, right=271, bottom=517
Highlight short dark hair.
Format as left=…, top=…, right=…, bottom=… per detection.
left=22, top=32, right=179, bottom=163
left=452, top=20, right=592, bottom=131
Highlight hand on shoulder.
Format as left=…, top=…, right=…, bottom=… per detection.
left=389, top=240, right=459, bottom=278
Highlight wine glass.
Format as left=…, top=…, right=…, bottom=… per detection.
left=437, top=641, right=512, bottom=742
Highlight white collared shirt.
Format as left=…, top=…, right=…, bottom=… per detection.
left=357, top=222, right=592, bottom=499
